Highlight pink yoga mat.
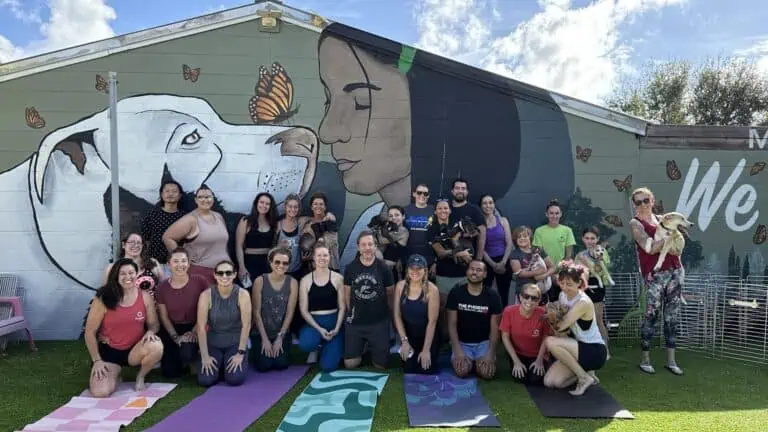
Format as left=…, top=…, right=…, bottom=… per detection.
left=146, top=366, right=309, bottom=432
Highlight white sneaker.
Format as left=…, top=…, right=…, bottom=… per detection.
left=306, top=351, right=318, bottom=364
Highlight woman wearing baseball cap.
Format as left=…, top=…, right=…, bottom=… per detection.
left=392, top=254, right=441, bottom=374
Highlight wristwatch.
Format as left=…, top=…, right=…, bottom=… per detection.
left=237, top=349, right=246, bottom=355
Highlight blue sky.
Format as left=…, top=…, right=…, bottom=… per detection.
left=2, top=0, right=768, bottom=104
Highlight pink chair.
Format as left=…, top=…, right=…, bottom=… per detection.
left=0, top=296, right=37, bottom=354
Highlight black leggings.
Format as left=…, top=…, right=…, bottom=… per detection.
left=159, top=322, right=198, bottom=378
left=403, top=323, right=441, bottom=375
left=484, top=256, right=513, bottom=306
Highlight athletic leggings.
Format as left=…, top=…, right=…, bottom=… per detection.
left=640, top=267, right=683, bottom=351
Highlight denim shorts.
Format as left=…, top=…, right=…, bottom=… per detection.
left=451, top=340, right=490, bottom=361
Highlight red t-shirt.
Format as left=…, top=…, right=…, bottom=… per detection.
left=499, top=305, right=550, bottom=359
left=99, top=292, right=147, bottom=350
left=156, top=275, right=209, bottom=324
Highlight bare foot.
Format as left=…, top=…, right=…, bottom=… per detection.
left=134, top=377, right=147, bottom=392
left=569, top=374, right=595, bottom=396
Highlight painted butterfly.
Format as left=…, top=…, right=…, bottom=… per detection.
left=25, top=107, right=45, bottom=129
left=652, top=200, right=665, bottom=214
left=95, top=74, right=108, bottom=93
left=750, top=161, right=766, bottom=176
left=182, top=64, right=201, bottom=83
left=754, top=224, right=767, bottom=245
left=249, top=62, right=299, bottom=124
left=575, top=145, right=592, bottom=163
left=612, top=174, right=632, bottom=192
left=666, top=160, right=681, bottom=180
left=604, top=215, right=623, bottom=227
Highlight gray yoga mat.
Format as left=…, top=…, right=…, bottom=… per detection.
left=526, top=384, right=634, bottom=419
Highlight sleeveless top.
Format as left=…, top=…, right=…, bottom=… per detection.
left=207, top=285, right=242, bottom=349
left=277, top=221, right=302, bottom=273
left=244, top=223, right=274, bottom=251
left=186, top=211, right=230, bottom=269
left=400, top=284, right=428, bottom=329
left=633, top=217, right=681, bottom=278
left=485, top=215, right=506, bottom=258
left=307, top=272, right=338, bottom=312
left=558, top=290, right=604, bottom=345
left=259, top=275, right=291, bottom=339
left=99, top=291, right=147, bottom=350
left=136, top=267, right=158, bottom=300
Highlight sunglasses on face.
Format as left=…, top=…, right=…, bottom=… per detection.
left=215, top=270, right=234, bottom=277
left=521, top=293, right=540, bottom=302
left=272, top=260, right=289, bottom=267
left=634, top=197, right=651, bottom=206
left=415, top=190, right=429, bottom=197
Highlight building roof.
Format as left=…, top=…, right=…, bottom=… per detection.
left=0, top=0, right=651, bottom=136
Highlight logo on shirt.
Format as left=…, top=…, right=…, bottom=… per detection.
left=457, top=303, right=489, bottom=314
left=135, top=311, right=145, bottom=321
left=352, top=273, right=380, bottom=301
left=533, top=329, right=540, bottom=337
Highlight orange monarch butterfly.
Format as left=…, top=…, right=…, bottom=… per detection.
left=652, top=200, right=664, bottom=214
left=25, top=107, right=45, bottom=129
left=604, top=215, right=623, bottom=227
left=249, top=62, right=299, bottom=124
left=182, top=64, right=200, bottom=83
left=612, top=174, right=632, bottom=192
left=95, top=74, right=109, bottom=93
left=666, top=160, right=681, bottom=180
left=750, top=161, right=766, bottom=176
left=575, top=145, right=592, bottom=163
left=754, top=224, right=767, bottom=245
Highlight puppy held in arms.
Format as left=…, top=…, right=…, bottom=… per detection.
left=643, top=212, right=694, bottom=271
left=527, top=248, right=552, bottom=293
left=585, top=244, right=615, bottom=289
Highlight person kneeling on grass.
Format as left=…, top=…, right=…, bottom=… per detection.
left=85, top=258, right=164, bottom=397
left=500, top=283, right=550, bottom=385
left=447, top=260, right=502, bottom=380
left=543, top=261, right=607, bottom=396
left=251, top=247, right=298, bottom=372
left=196, top=260, right=252, bottom=387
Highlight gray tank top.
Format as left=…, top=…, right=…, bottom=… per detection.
left=277, top=221, right=302, bottom=273
left=207, top=285, right=242, bottom=349
left=260, top=275, right=291, bottom=339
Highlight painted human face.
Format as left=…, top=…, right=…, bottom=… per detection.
left=318, top=35, right=412, bottom=195
left=314, top=246, right=330, bottom=268
left=358, top=234, right=377, bottom=259
left=161, top=183, right=180, bottom=205
left=311, top=198, right=326, bottom=218
left=435, top=201, right=450, bottom=223
left=270, top=253, right=290, bottom=275
left=546, top=205, right=562, bottom=225
left=466, top=261, right=486, bottom=284
left=582, top=232, right=599, bottom=249
left=413, top=186, right=429, bottom=206
left=168, top=252, right=189, bottom=276
left=214, top=263, right=235, bottom=286
left=122, top=234, right=143, bottom=258
left=195, top=188, right=215, bottom=211
left=285, top=199, right=300, bottom=219
left=388, top=208, right=404, bottom=226
left=480, top=196, right=495, bottom=216
left=118, top=264, right=137, bottom=290
left=257, top=195, right=272, bottom=215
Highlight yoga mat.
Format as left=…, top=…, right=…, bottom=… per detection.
left=146, top=366, right=309, bottom=432
left=405, top=372, right=501, bottom=427
left=526, top=384, right=635, bottom=419
left=21, top=383, right=176, bottom=432
left=277, top=370, right=389, bottom=432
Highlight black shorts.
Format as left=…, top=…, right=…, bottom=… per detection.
left=577, top=342, right=607, bottom=371
left=345, top=319, right=390, bottom=367
left=586, top=277, right=605, bottom=303
left=98, top=342, right=132, bottom=367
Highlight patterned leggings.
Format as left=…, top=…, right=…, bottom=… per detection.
left=640, top=268, right=683, bottom=351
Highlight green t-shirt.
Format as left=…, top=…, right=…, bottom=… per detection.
left=532, top=224, right=576, bottom=266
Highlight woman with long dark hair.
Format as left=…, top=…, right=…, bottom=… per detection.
left=235, top=192, right=278, bottom=288
left=479, top=194, right=513, bottom=306
left=84, top=258, right=163, bottom=397
left=141, top=180, right=187, bottom=270
left=303, top=192, right=340, bottom=271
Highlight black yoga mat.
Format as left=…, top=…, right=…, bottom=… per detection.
left=526, top=384, right=634, bottom=419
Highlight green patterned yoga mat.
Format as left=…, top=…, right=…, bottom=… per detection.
left=276, top=370, right=389, bottom=432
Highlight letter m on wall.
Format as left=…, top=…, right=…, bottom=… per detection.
left=749, top=128, right=768, bottom=149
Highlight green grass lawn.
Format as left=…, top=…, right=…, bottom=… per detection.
left=2, top=341, right=767, bottom=431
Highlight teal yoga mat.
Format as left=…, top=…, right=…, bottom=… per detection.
left=276, top=370, right=389, bottom=432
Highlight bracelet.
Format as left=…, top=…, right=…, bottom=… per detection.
left=401, top=336, right=409, bottom=343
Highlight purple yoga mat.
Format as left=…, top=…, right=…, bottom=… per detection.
left=146, top=366, right=308, bottom=432
left=405, top=372, right=500, bottom=428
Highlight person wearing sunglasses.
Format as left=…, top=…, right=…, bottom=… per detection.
left=250, top=247, right=298, bottom=372
left=196, top=260, right=252, bottom=387
left=403, top=184, right=436, bottom=277
left=629, top=187, right=684, bottom=376
left=499, top=283, right=550, bottom=385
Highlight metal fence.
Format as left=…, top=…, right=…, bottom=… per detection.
left=604, top=272, right=768, bottom=365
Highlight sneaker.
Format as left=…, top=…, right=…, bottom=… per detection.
left=665, top=363, right=684, bottom=375
left=569, top=374, right=595, bottom=396
left=639, top=362, right=656, bottom=374
left=306, top=351, right=318, bottom=364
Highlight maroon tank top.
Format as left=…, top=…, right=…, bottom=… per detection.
left=634, top=216, right=681, bottom=278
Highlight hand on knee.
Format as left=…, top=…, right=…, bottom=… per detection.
left=477, top=362, right=496, bottom=380
left=453, top=359, right=471, bottom=377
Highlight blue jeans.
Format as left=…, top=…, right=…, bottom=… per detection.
left=299, top=312, right=343, bottom=372
left=451, top=340, right=490, bottom=361
left=197, top=345, right=248, bottom=387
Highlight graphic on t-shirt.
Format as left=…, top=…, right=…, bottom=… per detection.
left=352, top=273, right=381, bottom=301
left=457, top=302, right=489, bottom=315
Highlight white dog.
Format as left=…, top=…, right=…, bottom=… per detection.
left=583, top=244, right=616, bottom=289
left=527, top=248, right=552, bottom=293
left=643, top=212, right=693, bottom=271
left=0, top=95, right=318, bottom=339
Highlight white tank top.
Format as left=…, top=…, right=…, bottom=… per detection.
left=559, top=290, right=605, bottom=345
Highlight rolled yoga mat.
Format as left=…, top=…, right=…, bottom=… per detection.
left=146, top=366, right=309, bottom=432
left=405, top=372, right=501, bottom=427
left=277, top=370, right=389, bottom=432
left=525, top=384, right=635, bottom=419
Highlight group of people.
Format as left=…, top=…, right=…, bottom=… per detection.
left=83, top=177, right=686, bottom=399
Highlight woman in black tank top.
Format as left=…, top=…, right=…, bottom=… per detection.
left=297, top=243, right=346, bottom=371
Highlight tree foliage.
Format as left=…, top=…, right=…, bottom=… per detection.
left=606, top=56, right=768, bottom=125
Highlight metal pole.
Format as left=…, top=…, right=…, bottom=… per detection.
left=108, top=72, right=120, bottom=259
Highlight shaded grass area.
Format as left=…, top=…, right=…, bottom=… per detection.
left=2, top=342, right=767, bottom=431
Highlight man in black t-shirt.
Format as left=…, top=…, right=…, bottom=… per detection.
left=404, top=183, right=436, bottom=271
left=343, top=230, right=395, bottom=369
left=446, top=260, right=502, bottom=380
left=449, top=178, right=486, bottom=261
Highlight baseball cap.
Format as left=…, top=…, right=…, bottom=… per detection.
left=407, top=254, right=427, bottom=269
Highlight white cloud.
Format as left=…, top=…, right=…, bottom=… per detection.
left=0, top=0, right=116, bottom=63
left=414, top=0, right=687, bottom=104
left=0, top=0, right=42, bottom=24
left=734, top=39, right=768, bottom=76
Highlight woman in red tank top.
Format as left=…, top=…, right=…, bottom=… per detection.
left=84, top=258, right=164, bottom=397
left=629, top=187, right=684, bottom=376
